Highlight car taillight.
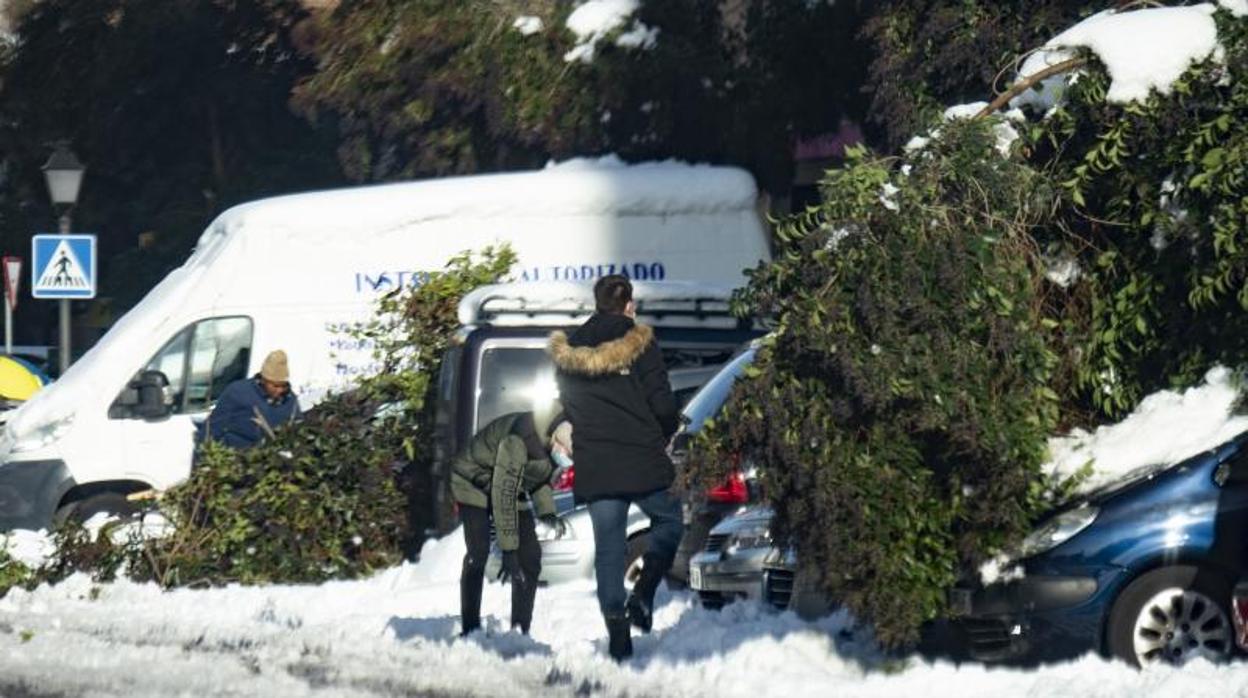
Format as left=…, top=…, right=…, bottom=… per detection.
left=1233, top=583, right=1248, bottom=651
left=706, top=469, right=748, bottom=504
left=552, top=465, right=575, bottom=492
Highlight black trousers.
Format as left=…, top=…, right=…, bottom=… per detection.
left=460, top=504, right=541, bottom=633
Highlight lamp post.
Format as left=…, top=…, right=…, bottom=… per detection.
left=42, top=144, right=86, bottom=376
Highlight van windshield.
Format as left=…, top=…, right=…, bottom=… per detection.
left=681, top=346, right=756, bottom=435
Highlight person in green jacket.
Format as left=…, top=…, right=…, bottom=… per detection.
left=451, top=409, right=572, bottom=636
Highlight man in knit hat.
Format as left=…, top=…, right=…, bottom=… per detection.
left=203, top=349, right=302, bottom=449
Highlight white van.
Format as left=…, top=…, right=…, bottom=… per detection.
left=0, top=159, right=769, bottom=531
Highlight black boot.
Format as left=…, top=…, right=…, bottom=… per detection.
left=604, top=612, right=633, bottom=661
left=510, top=567, right=537, bottom=636
left=460, top=558, right=485, bottom=637
left=625, top=553, right=669, bottom=633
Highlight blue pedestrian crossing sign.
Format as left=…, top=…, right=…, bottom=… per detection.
left=32, top=234, right=96, bottom=299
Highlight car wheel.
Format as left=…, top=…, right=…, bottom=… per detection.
left=56, top=492, right=139, bottom=527
left=624, top=531, right=650, bottom=590
left=1106, top=565, right=1234, bottom=667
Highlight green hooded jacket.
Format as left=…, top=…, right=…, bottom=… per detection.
left=450, top=412, right=557, bottom=551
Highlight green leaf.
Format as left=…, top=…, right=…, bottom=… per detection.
left=1202, top=148, right=1226, bottom=169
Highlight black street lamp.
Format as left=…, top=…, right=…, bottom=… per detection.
left=42, top=143, right=86, bottom=375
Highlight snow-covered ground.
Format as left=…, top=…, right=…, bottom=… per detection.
left=0, top=528, right=1246, bottom=697
left=9, top=369, right=1248, bottom=697
left=8, top=358, right=1248, bottom=696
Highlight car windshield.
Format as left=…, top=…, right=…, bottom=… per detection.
left=680, top=346, right=756, bottom=435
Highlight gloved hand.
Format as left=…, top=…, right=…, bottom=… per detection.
left=471, top=471, right=492, bottom=489
left=498, top=550, right=528, bottom=587
left=540, top=514, right=569, bottom=540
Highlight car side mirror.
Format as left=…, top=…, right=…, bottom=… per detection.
left=1215, top=458, right=1248, bottom=486
left=673, top=432, right=693, bottom=464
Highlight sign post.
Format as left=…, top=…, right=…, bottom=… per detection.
left=2, top=256, right=21, bottom=355
left=32, top=234, right=96, bottom=374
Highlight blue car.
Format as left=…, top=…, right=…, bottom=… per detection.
left=951, top=432, right=1248, bottom=666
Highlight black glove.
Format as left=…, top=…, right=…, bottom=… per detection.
left=540, top=514, right=569, bottom=540
left=498, top=550, right=527, bottom=587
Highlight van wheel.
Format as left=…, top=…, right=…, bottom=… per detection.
left=624, top=532, right=650, bottom=590
left=56, top=492, right=139, bottom=527
left=1106, top=565, right=1234, bottom=667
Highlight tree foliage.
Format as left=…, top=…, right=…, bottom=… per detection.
left=689, top=123, right=1062, bottom=647
left=860, top=0, right=1106, bottom=151
left=690, top=1, right=1248, bottom=647
left=1027, top=9, right=1248, bottom=415
left=291, top=0, right=867, bottom=192
left=0, top=0, right=345, bottom=312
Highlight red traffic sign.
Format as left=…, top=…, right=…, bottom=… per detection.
left=2, top=256, right=20, bottom=312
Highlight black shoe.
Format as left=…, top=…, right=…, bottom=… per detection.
left=604, top=612, right=633, bottom=661
left=626, top=593, right=652, bottom=633
left=460, top=620, right=479, bottom=637
left=627, top=553, right=669, bottom=633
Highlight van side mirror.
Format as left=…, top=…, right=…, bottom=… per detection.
left=114, top=370, right=173, bottom=420
left=135, top=370, right=173, bottom=419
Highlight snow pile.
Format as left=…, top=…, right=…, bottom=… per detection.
left=1013, top=5, right=1222, bottom=110
left=1044, top=257, right=1081, bottom=288
left=945, top=103, right=1023, bottom=156
left=3, top=511, right=173, bottom=571
left=903, top=135, right=930, bottom=153
left=903, top=103, right=1023, bottom=158
left=220, top=154, right=760, bottom=232
left=943, top=103, right=986, bottom=120
left=374, top=528, right=466, bottom=589
left=1045, top=366, right=1248, bottom=494
left=878, top=183, right=900, bottom=212
left=1220, top=0, right=1248, bottom=17
left=3, top=536, right=1248, bottom=696
left=977, top=555, right=1026, bottom=586
left=564, top=0, right=658, bottom=63
left=513, top=16, right=543, bottom=35
left=3, top=529, right=55, bottom=568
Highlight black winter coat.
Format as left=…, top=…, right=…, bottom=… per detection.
left=548, top=313, right=679, bottom=501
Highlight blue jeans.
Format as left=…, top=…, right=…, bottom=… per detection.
left=587, top=487, right=684, bottom=616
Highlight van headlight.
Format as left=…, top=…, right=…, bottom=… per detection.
left=11, top=414, right=75, bottom=454
left=1019, top=505, right=1098, bottom=558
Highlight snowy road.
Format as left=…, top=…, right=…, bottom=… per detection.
left=2, top=533, right=1248, bottom=698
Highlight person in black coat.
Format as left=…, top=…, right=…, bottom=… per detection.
left=548, top=274, right=683, bottom=661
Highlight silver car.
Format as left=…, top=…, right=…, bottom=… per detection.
left=760, top=545, right=834, bottom=619
left=690, top=506, right=834, bottom=618
left=688, top=505, right=777, bottom=608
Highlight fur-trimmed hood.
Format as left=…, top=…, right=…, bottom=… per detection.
left=548, top=318, right=654, bottom=376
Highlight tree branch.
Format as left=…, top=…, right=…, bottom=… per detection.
left=976, top=57, right=1089, bottom=119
